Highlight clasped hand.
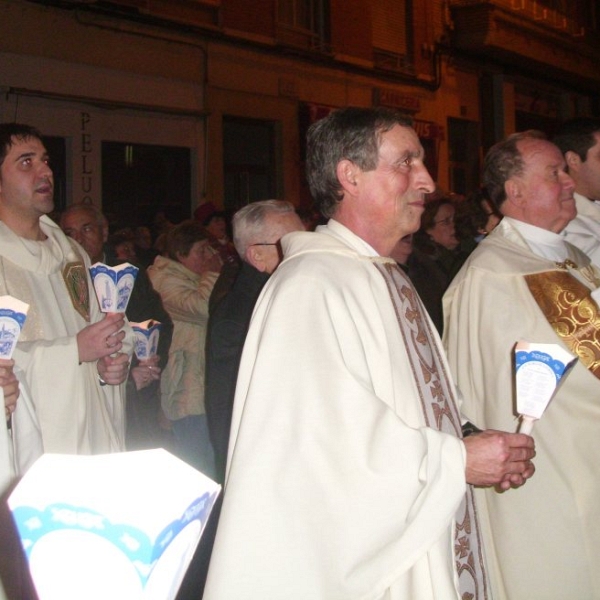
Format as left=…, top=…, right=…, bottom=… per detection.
left=131, top=356, right=161, bottom=391
left=97, top=352, right=130, bottom=386
left=77, top=313, right=130, bottom=386
left=464, top=429, right=536, bottom=491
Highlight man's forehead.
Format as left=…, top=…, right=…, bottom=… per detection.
left=8, top=135, right=46, bottom=154
left=262, top=211, right=302, bottom=234
left=63, top=211, right=99, bottom=229
left=380, top=124, right=424, bottom=154
left=519, top=138, right=563, bottom=166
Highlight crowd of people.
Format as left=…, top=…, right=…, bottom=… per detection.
left=1, top=109, right=599, bottom=600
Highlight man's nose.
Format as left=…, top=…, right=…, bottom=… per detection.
left=415, top=164, right=435, bottom=193
left=560, top=171, right=575, bottom=191
left=39, top=161, right=53, bottom=179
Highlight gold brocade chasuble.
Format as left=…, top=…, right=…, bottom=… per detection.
left=525, top=269, right=600, bottom=379
left=374, top=260, right=489, bottom=600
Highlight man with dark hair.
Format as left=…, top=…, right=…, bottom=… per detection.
left=0, top=123, right=131, bottom=453
left=444, top=130, right=600, bottom=599
left=204, top=108, right=535, bottom=600
left=553, top=116, right=600, bottom=264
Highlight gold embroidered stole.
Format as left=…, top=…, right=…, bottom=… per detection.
left=525, top=270, right=600, bottom=378
left=374, top=261, right=488, bottom=600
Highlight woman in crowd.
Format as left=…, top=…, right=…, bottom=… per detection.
left=454, top=188, right=502, bottom=254
left=148, top=220, right=222, bottom=477
left=412, top=197, right=470, bottom=334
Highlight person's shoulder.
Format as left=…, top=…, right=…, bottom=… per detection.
left=283, top=225, right=373, bottom=265
left=451, top=222, right=552, bottom=287
left=50, top=221, right=90, bottom=265
left=281, top=234, right=371, bottom=281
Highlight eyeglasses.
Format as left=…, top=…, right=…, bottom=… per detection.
left=433, top=216, right=454, bottom=226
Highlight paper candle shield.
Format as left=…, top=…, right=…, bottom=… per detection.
left=89, top=262, right=139, bottom=313
left=0, top=295, right=29, bottom=359
left=131, top=320, right=162, bottom=360
left=514, top=341, right=577, bottom=434
left=8, top=450, right=221, bottom=600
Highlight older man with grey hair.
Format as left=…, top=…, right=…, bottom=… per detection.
left=175, top=200, right=303, bottom=600
left=205, top=199, right=303, bottom=481
left=444, top=130, right=600, bottom=599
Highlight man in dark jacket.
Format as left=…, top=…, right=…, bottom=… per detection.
left=175, top=200, right=303, bottom=600
left=205, top=200, right=304, bottom=482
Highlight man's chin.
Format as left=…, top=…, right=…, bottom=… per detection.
left=40, top=198, right=54, bottom=215
left=38, top=199, right=55, bottom=216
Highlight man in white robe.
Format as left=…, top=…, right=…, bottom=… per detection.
left=204, top=108, right=535, bottom=600
left=0, top=123, right=131, bottom=454
left=553, top=117, right=600, bottom=265
left=444, top=130, right=600, bottom=599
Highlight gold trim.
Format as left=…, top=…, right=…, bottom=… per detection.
left=525, top=271, right=600, bottom=379
left=63, top=262, right=90, bottom=322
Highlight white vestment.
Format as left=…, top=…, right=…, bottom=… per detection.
left=0, top=371, right=42, bottom=600
left=204, top=221, right=483, bottom=600
left=563, top=192, right=600, bottom=266
left=0, top=216, right=130, bottom=454
left=444, top=218, right=600, bottom=600
left=0, top=366, right=42, bottom=493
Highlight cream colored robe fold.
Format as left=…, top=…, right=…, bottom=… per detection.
left=443, top=218, right=600, bottom=600
left=0, top=366, right=42, bottom=493
left=0, top=216, right=130, bottom=454
left=204, top=221, right=470, bottom=600
left=563, top=192, right=600, bottom=266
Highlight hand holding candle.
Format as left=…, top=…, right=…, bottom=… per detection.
left=76, top=312, right=126, bottom=363
left=88, top=262, right=138, bottom=362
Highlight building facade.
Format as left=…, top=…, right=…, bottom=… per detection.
left=1, top=0, right=598, bottom=225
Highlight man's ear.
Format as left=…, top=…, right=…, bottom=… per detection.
left=504, top=178, right=525, bottom=209
left=245, top=245, right=267, bottom=272
left=336, top=159, right=360, bottom=196
left=565, top=150, right=581, bottom=173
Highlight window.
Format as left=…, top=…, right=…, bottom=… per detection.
left=372, top=0, right=413, bottom=72
left=277, top=0, right=330, bottom=52
left=222, top=117, right=279, bottom=211
left=102, top=142, right=191, bottom=230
